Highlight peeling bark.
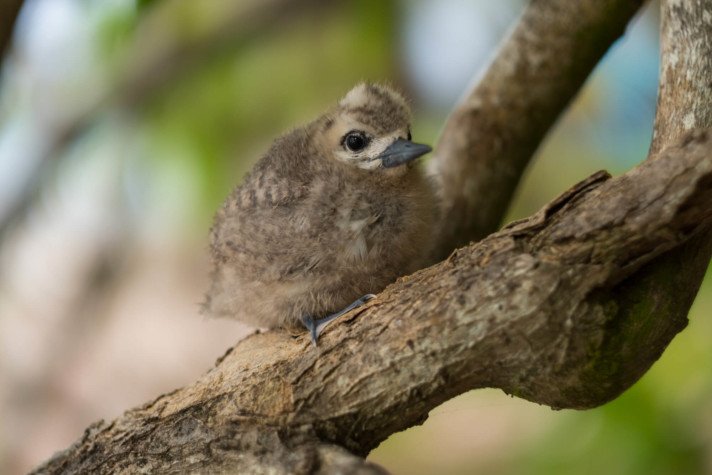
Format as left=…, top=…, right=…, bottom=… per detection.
left=32, top=0, right=712, bottom=473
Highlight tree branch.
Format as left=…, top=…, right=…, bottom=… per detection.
left=651, top=0, right=712, bottom=153
left=429, top=0, right=647, bottom=260
left=597, top=0, right=712, bottom=406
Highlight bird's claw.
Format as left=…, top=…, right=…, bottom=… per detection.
left=301, top=294, right=376, bottom=346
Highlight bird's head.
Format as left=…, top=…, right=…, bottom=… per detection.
left=315, top=83, right=431, bottom=173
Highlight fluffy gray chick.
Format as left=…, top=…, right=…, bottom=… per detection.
left=205, top=83, right=435, bottom=344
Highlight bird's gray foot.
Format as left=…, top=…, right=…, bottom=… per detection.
left=301, top=294, right=376, bottom=346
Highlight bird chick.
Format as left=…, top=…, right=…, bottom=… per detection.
left=205, top=83, right=435, bottom=344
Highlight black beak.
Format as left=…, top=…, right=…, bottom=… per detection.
left=378, top=138, right=432, bottom=168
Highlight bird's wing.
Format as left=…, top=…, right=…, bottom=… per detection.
left=209, top=166, right=322, bottom=280
left=232, top=166, right=310, bottom=210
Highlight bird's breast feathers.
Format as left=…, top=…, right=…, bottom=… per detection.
left=335, top=209, right=381, bottom=261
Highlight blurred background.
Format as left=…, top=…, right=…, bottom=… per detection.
left=0, top=0, right=710, bottom=473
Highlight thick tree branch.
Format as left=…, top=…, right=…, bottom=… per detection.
left=34, top=130, right=712, bottom=474
left=599, top=0, right=712, bottom=405
left=429, top=0, right=646, bottom=260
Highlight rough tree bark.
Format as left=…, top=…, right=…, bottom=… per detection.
left=33, top=0, right=712, bottom=473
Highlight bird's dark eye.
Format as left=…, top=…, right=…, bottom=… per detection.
left=407, top=130, right=412, bottom=141
left=343, top=132, right=369, bottom=152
